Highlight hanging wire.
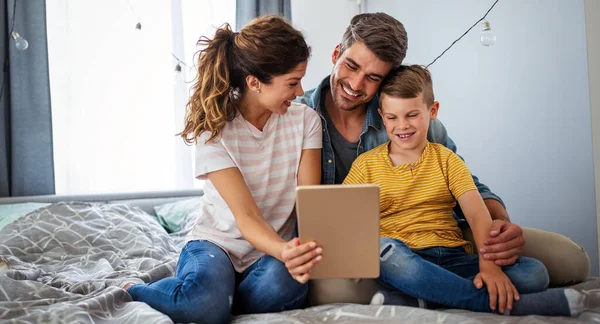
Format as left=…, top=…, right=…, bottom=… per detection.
left=427, top=0, right=500, bottom=68
left=127, top=1, right=188, bottom=69
left=172, top=53, right=189, bottom=67
left=0, top=0, right=19, bottom=103
left=126, top=0, right=141, bottom=28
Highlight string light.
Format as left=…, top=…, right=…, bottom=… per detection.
left=172, top=53, right=188, bottom=73
left=127, top=1, right=188, bottom=71
left=0, top=0, right=21, bottom=102
left=480, top=20, right=496, bottom=46
left=427, top=0, right=499, bottom=67
left=12, top=32, right=29, bottom=51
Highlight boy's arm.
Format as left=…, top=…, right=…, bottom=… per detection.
left=448, top=153, right=519, bottom=314
left=457, top=191, right=518, bottom=314
left=430, top=119, right=525, bottom=266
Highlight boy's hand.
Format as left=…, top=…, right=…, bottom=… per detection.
left=473, top=264, right=520, bottom=314
left=281, top=238, right=322, bottom=284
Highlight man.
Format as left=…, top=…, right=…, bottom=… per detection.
left=295, top=12, right=589, bottom=304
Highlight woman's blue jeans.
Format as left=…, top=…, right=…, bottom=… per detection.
left=128, top=240, right=307, bottom=324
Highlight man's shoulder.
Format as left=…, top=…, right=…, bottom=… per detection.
left=427, top=119, right=448, bottom=144
left=294, top=89, right=316, bottom=108
left=295, top=76, right=330, bottom=109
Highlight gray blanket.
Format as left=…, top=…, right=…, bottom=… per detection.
left=0, top=202, right=599, bottom=323
left=0, top=202, right=175, bottom=323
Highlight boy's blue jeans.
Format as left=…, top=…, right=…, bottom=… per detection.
left=378, top=237, right=550, bottom=312
left=128, top=240, right=307, bottom=324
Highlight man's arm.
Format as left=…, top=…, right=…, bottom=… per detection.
left=485, top=199, right=510, bottom=222
left=429, top=119, right=506, bottom=211
left=429, top=119, right=524, bottom=266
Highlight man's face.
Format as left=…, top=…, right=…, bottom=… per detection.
left=329, top=42, right=393, bottom=112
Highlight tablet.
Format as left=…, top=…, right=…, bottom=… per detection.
left=295, top=184, right=380, bottom=279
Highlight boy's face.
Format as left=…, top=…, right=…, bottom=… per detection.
left=379, top=93, right=439, bottom=153
left=330, top=42, right=393, bottom=112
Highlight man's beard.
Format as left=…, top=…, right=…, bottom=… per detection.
left=331, top=83, right=363, bottom=112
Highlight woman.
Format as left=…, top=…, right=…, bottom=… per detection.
left=125, top=15, right=323, bottom=324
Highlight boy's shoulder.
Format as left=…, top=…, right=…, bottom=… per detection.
left=356, top=142, right=389, bottom=164
left=427, top=142, right=462, bottom=165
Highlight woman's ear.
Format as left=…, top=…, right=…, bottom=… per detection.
left=246, top=75, right=261, bottom=93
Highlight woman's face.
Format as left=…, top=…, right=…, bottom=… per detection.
left=255, top=61, right=307, bottom=115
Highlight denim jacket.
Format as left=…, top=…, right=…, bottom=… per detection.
left=295, top=76, right=505, bottom=218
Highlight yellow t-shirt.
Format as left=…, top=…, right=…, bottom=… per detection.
left=343, top=141, right=477, bottom=253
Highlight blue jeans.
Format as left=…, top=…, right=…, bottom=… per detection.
left=128, top=240, right=308, bottom=324
left=378, top=237, right=550, bottom=313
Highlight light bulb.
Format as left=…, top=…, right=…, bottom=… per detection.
left=480, top=20, right=496, bottom=47
left=174, top=63, right=182, bottom=72
left=11, top=32, right=29, bottom=51
left=135, top=22, right=142, bottom=30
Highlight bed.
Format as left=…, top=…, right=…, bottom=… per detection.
left=0, top=190, right=598, bottom=323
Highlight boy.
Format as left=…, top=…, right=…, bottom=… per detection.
left=343, top=65, right=595, bottom=316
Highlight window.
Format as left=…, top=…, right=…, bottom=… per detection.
left=46, top=0, right=235, bottom=194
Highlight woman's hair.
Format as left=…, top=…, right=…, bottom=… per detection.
left=179, top=15, right=310, bottom=144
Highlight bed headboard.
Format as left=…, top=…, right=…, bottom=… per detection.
left=0, top=189, right=204, bottom=216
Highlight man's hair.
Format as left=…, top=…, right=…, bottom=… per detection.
left=381, top=65, right=435, bottom=106
left=339, top=13, right=408, bottom=68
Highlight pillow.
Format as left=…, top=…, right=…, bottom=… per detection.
left=0, top=203, right=51, bottom=231
left=153, top=198, right=203, bottom=233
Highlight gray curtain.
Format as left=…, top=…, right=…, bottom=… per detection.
left=236, top=0, right=291, bottom=30
left=1, top=0, right=54, bottom=197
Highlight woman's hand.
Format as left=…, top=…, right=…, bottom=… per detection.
left=473, top=264, right=520, bottom=314
left=281, top=238, right=322, bottom=284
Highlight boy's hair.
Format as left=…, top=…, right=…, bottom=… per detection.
left=380, top=65, right=435, bottom=106
left=339, top=13, right=407, bottom=68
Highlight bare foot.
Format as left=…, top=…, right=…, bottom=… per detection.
left=123, top=283, right=133, bottom=291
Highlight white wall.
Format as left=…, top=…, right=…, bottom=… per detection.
left=291, top=0, right=360, bottom=89
left=586, top=0, right=600, bottom=274
left=293, top=0, right=598, bottom=275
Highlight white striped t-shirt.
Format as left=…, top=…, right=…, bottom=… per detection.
left=188, top=102, right=322, bottom=272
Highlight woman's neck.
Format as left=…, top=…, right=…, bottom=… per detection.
left=238, top=96, right=272, bottom=130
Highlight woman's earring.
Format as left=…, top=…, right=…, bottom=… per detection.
left=255, top=89, right=260, bottom=94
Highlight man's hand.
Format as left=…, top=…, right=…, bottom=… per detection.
left=281, top=238, right=322, bottom=284
left=479, top=219, right=525, bottom=266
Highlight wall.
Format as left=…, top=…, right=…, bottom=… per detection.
left=293, top=0, right=599, bottom=275
left=586, top=0, right=600, bottom=274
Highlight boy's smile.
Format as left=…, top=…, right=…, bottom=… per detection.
left=379, top=93, right=439, bottom=162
